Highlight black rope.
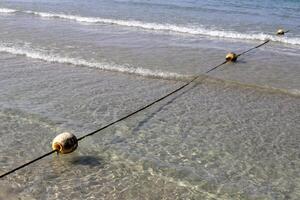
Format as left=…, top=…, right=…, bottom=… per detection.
left=237, top=40, right=270, bottom=57
left=0, top=40, right=269, bottom=179
left=78, top=76, right=199, bottom=141
left=0, top=150, right=57, bottom=179
left=77, top=59, right=228, bottom=142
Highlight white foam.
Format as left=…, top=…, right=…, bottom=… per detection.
left=288, top=89, right=300, bottom=96
left=0, top=8, right=17, bottom=13
left=25, top=11, right=300, bottom=45
left=0, top=43, right=186, bottom=80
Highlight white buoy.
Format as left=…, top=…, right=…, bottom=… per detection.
left=226, top=52, right=237, bottom=62
left=52, top=132, right=78, bottom=154
left=277, top=29, right=285, bottom=35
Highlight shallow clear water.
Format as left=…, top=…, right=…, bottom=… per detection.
left=0, top=0, right=299, bottom=199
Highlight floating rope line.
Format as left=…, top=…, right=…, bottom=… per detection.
left=237, top=40, right=270, bottom=57
left=0, top=40, right=270, bottom=179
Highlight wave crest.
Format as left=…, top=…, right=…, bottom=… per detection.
left=1, top=7, right=299, bottom=45
left=0, top=43, right=188, bottom=80
left=25, top=11, right=300, bottom=45
left=0, top=8, right=17, bottom=13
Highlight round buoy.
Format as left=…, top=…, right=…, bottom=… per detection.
left=277, top=29, right=285, bottom=35
left=52, top=132, right=78, bottom=154
left=226, top=52, right=237, bottom=62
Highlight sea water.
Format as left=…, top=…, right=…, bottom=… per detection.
left=0, top=0, right=299, bottom=199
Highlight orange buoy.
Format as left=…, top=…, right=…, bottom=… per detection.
left=226, top=52, right=237, bottom=62
left=52, top=132, right=78, bottom=154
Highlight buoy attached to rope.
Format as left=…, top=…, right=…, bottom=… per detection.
left=52, top=132, right=78, bottom=154
left=276, top=29, right=286, bottom=35
left=226, top=52, right=238, bottom=62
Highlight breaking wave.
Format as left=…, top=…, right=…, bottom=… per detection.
left=24, top=10, right=300, bottom=45
left=0, top=43, right=188, bottom=80
left=1, top=7, right=299, bottom=45
left=0, top=8, right=17, bottom=13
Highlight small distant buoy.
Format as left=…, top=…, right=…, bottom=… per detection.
left=226, top=52, right=237, bottom=62
left=52, top=132, right=78, bottom=154
left=276, top=29, right=285, bottom=35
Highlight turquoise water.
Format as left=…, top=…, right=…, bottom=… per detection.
left=0, top=0, right=299, bottom=199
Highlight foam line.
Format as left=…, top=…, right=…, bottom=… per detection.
left=0, top=8, right=17, bottom=13
left=0, top=43, right=187, bottom=80
left=1, top=7, right=299, bottom=45
left=24, top=10, right=300, bottom=45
